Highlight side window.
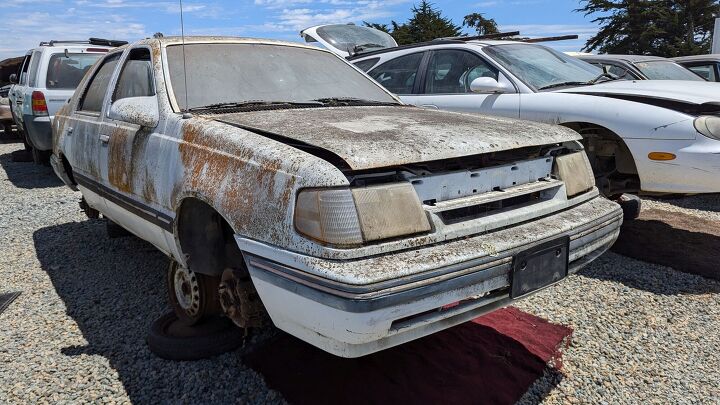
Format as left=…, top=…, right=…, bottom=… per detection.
left=354, top=58, right=380, bottom=72
left=368, top=52, right=424, bottom=95
left=79, top=53, right=121, bottom=112
left=686, top=64, right=716, bottom=81
left=424, top=50, right=497, bottom=94
left=27, top=51, right=42, bottom=87
left=18, top=55, right=31, bottom=85
left=603, top=63, right=637, bottom=80
left=113, top=48, right=155, bottom=101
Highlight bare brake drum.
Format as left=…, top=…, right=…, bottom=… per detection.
left=218, top=268, right=267, bottom=329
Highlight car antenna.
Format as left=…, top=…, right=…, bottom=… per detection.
left=179, top=0, right=191, bottom=118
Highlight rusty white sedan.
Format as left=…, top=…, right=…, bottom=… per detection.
left=51, top=36, right=622, bottom=357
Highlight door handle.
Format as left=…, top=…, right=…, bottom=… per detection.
left=99, top=134, right=110, bottom=143
left=67, top=127, right=73, bottom=135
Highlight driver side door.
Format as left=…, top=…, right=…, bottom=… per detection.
left=402, top=49, right=520, bottom=117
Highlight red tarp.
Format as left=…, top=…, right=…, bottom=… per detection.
left=243, top=306, right=572, bottom=405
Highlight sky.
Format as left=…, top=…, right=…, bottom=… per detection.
left=0, top=0, right=600, bottom=60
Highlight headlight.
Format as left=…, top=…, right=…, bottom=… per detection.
left=295, top=183, right=431, bottom=246
left=554, top=151, right=595, bottom=198
left=694, top=116, right=720, bottom=140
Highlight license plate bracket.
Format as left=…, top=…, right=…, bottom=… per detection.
left=511, top=237, right=569, bottom=299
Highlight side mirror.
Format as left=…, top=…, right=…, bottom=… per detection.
left=109, top=96, right=159, bottom=128
left=469, top=77, right=512, bottom=94
left=9, top=74, right=17, bottom=84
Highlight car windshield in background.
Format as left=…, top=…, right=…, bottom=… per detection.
left=633, top=61, right=706, bottom=81
left=485, top=44, right=602, bottom=90
left=166, top=43, right=398, bottom=111
left=316, top=24, right=397, bottom=54
left=46, top=53, right=102, bottom=89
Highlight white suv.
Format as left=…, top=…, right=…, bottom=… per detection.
left=8, top=38, right=126, bottom=163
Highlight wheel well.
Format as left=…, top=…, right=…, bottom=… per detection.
left=176, top=198, right=245, bottom=277
left=561, top=122, right=640, bottom=196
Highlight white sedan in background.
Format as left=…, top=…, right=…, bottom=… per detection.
left=304, top=25, right=720, bottom=200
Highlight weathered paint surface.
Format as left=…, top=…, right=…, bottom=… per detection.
left=216, top=106, right=581, bottom=171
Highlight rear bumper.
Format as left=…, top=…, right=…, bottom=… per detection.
left=22, top=114, right=52, bottom=150
left=238, top=196, right=622, bottom=357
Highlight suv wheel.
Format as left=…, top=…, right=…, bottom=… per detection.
left=168, top=260, right=220, bottom=326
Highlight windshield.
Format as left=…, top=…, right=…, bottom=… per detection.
left=633, top=61, right=706, bottom=81
left=46, top=53, right=103, bottom=89
left=167, top=43, right=397, bottom=110
left=316, top=24, right=397, bottom=54
left=484, top=44, right=602, bottom=91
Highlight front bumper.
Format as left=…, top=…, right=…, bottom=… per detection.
left=22, top=114, right=52, bottom=150
left=0, top=105, right=12, bottom=122
left=238, top=196, right=622, bottom=357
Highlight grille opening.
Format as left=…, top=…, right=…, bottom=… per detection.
left=439, top=192, right=542, bottom=224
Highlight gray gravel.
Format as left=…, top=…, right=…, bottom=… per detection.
left=1, top=140, right=719, bottom=404
left=0, top=142, right=283, bottom=404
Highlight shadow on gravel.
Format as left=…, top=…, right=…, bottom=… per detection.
left=648, top=194, right=720, bottom=213
left=244, top=306, right=571, bottom=405
left=0, top=151, right=63, bottom=189
left=33, top=221, right=280, bottom=404
left=611, top=209, right=720, bottom=283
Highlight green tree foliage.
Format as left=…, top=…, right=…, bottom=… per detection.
left=579, top=0, right=720, bottom=57
left=364, top=1, right=462, bottom=44
left=463, top=13, right=500, bottom=36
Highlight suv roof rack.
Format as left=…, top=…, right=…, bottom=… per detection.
left=39, top=38, right=128, bottom=47
left=518, top=35, right=579, bottom=43
left=434, top=31, right=520, bottom=42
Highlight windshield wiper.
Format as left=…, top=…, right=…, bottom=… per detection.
left=188, top=100, right=322, bottom=112
left=312, top=97, right=398, bottom=106
left=537, top=81, right=591, bottom=91
left=352, top=43, right=386, bottom=53
left=588, top=72, right=621, bottom=84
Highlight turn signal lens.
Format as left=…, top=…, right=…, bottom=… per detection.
left=31, top=91, right=48, bottom=116
left=554, top=152, right=595, bottom=198
left=295, top=188, right=363, bottom=246
left=648, top=152, right=676, bottom=161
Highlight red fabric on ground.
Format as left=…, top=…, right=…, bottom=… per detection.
left=473, top=306, right=573, bottom=368
left=243, top=307, right=572, bottom=405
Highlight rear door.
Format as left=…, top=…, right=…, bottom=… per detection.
left=66, top=52, right=121, bottom=188
left=401, top=48, right=520, bottom=117
left=9, top=53, right=30, bottom=124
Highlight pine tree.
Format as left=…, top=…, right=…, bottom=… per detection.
left=364, top=1, right=462, bottom=44
left=463, top=13, right=499, bottom=36
left=579, top=0, right=720, bottom=57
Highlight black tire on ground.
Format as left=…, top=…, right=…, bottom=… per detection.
left=146, top=312, right=245, bottom=361
left=616, top=193, right=642, bottom=221
left=31, top=147, right=51, bottom=165
left=106, top=219, right=132, bottom=238
left=168, top=260, right=221, bottom=326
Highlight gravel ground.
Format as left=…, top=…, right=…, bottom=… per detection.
left=1, top=140, right=719, bottom=404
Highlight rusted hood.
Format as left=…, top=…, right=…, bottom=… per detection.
left=213, top=106, right=580, bottom=171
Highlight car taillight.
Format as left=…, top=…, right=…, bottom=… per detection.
left=32, top=91, right=48, bottom=116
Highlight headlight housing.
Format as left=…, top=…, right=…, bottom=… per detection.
left=295, top=183, right=431, bottom=246
left=694, top=116, right=720, bottom=140
left=554, top=151, right=595, bottom=198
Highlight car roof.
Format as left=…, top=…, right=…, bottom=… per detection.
left=673, top=54, right=720, bottom=63
left=578, top=54, right=668, bottom=63
left=347, top=38, right=546, bottom=60
left=149, top=36, right=321, bottom=50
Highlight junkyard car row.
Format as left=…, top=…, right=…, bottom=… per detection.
left=2, top=26, right=718, bottom=359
